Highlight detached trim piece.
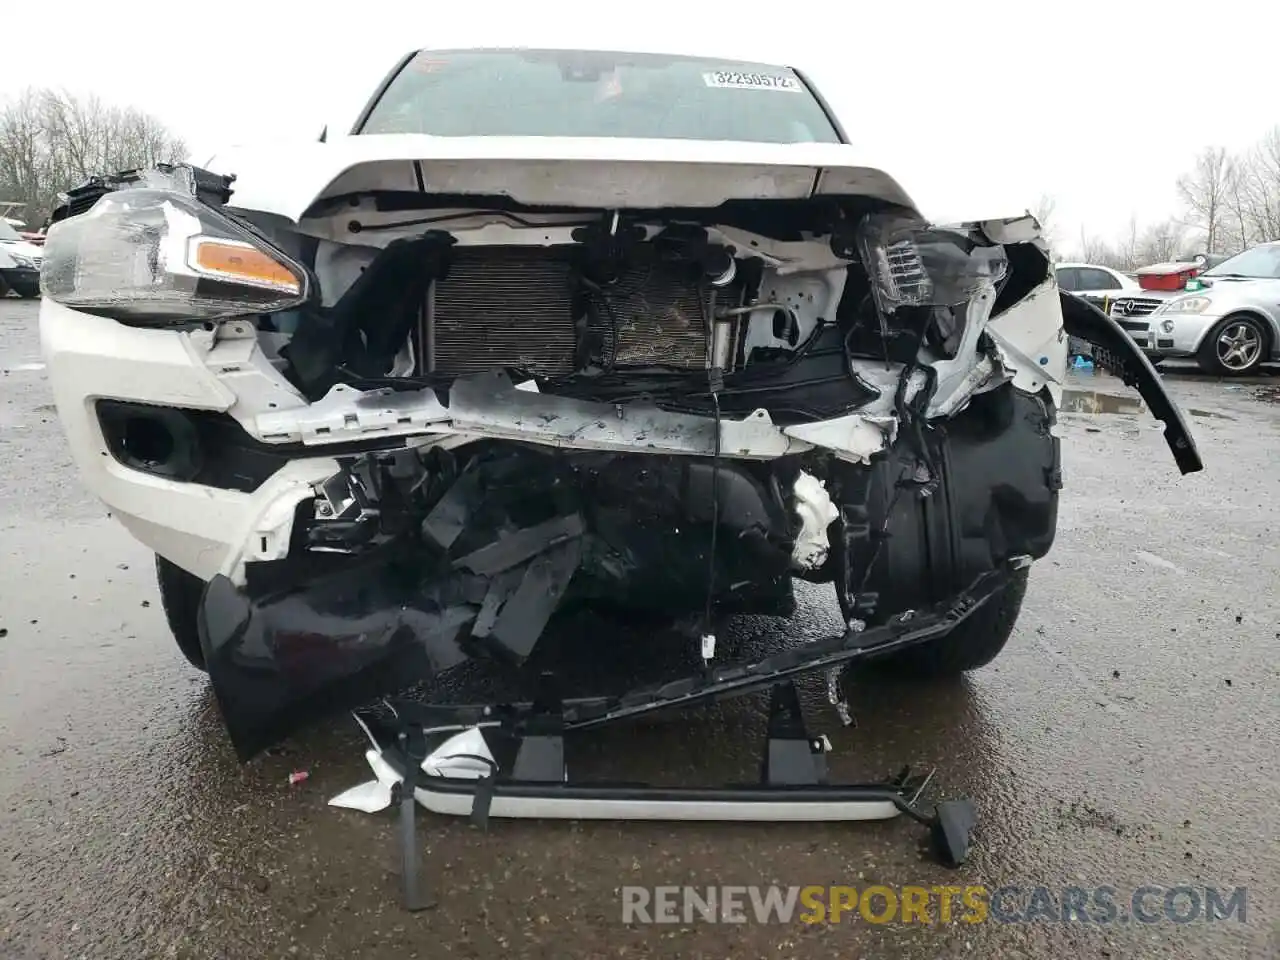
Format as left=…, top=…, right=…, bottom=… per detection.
left=369, top=678, right=978, bottom=911
left=1059, top=292, right=1203, bottom=474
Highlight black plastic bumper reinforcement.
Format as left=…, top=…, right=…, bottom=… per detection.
left=368, top=564, right=1012, bottom=911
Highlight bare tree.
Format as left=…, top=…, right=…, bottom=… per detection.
left=1137, top=219, right=1187, bottom=264
left=1027, top=192, right=1070, bottom=256
left=1030, top=193, right=1056, bottom=228
left=1220, top=160, right=1252, bottom=253
left=1233, top=127, right=1280, bottom=246
left=1073, top=226, right=1121, bottom=268
left=0, top=88, right=186, bottom=228
left=1114, top=214, right=1142, bottom=271
left=0, top=91, right=47, bottom=218
left=1176, top=147, right=1232, bottom=252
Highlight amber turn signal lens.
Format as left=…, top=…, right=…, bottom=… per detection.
left=191, top=239, right=300, bottom=293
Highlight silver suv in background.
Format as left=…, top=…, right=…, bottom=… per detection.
left=1144, top=242, right=1280, bottom=375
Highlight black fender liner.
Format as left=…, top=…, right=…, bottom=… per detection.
left=1059, top=291, right=1203, bottom=474
left=830, top=384, right=1060, bottom=623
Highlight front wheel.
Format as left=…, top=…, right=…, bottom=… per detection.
left=155, top=554, right=208, bottom=671
left=869, top=568, right=1029, bottom=677
left=1197, top=314, right=1269, bottom=375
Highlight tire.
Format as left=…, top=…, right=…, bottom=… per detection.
left=869, top=568, right=1030, bottom=678
left=1196, top=314, right=1269, bottom=376
left=155, top=554, right=208, bottom=670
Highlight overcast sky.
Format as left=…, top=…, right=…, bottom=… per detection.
left=3, top=0, right=1275, bottom=249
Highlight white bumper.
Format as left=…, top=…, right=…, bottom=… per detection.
left=39, top=301, right=339, bottom=579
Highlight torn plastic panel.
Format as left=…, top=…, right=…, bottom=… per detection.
left=1058, top=292, right=1203, bottom=474
left=198, top=378, right=1063, bottom=760
left=199, top=441, right=802, bottom=759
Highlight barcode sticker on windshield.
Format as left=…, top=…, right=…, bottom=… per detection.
left=702, top=71, right=802, bottom=92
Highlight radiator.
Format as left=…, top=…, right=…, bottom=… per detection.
left=423, top=247, right=733, bottom=377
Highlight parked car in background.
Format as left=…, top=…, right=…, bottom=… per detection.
left=1143, top=241, right=1280, bottom=375
left=1104, top=260, right=1207, bottom=361
left=1056, top=262, right=1139, bottom=359
left=1054, top=262, right=1139, bottom=311
left=0, top=218, right=43, bottom=298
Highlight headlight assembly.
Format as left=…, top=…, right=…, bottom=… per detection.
left=40, top=184, right=312, bottom=325
left=854, top=213, right=1009, bottom=312
left=1155, top=296, right=1211, bottom=316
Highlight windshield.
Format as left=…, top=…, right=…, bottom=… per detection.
left=1203, top=244, right=1280, bottom=279
left=0, top=220, right=20, bottom=242
left=359, top=49, right=842, bottom=144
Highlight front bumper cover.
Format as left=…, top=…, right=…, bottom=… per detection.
left=200, top=550, right=1018, bottom=761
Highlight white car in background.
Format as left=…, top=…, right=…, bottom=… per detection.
left=0, top=218, right=43, bottom=298
left=1053, top=262, right=1138, bottom=310
left=1054, top=262, right=1138, bottom=359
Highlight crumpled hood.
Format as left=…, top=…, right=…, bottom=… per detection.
left=206, top=134, right=919, bottom=222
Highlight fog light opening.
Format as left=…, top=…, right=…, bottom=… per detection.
left=122, top=416, right=176, bottom=469
left=97, top=400, right=203, bottom=480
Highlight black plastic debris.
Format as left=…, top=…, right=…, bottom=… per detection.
left=484, top=540, right=584, bottom=661
left=420, top=464, right=486, bottom=550
left=931, top=799, right=977, bottom=867
left=453, top=513, right=586, bottom=576
left=198, top=443, right=797, bottom=759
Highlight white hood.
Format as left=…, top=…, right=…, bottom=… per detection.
left=207, top=134, right=919, bottom=222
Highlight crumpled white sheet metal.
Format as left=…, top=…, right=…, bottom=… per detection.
left=328, top=726, right=497, bottom=814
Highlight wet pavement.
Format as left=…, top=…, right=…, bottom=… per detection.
left=1, top=297, right=1277, bottom=959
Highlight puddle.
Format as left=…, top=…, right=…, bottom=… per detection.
left=1187, top=408, right=1236, bottom=421
left=1253, top=386, right=1280, bottom=404
left=1060, top=389, right=1145, bottom=416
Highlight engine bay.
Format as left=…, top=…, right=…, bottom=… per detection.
left=274, top=197, right=990, bottom=424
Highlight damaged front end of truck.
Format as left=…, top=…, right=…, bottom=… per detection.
left=40, top=155, right=1202, bottom=769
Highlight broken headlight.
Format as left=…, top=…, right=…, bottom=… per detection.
left=40, top=188, right=311, bottom=324
left=855, top=214, right=1008, bottom=313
